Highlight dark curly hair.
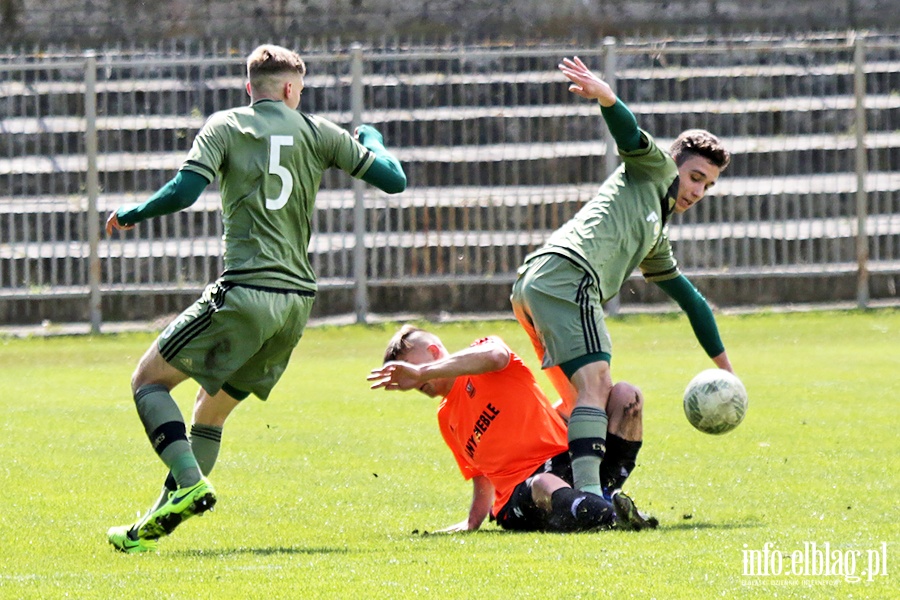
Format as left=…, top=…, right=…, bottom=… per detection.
left=670, top=129, right=730, bottom=171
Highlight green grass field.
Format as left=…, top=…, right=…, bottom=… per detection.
left=0, top=310, right=896, bottom=599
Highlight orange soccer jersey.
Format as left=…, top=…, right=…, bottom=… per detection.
left=437, top=336, right=569, bottom=514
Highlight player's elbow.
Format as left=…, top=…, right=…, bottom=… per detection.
left=364, top=157, right=407, bottom=194
left=485, top=346, right=511, bottom=371
left=382, top=172, right=407, bottom=194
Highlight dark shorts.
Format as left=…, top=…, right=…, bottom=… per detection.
left=493, top=452, right=573, bottom=532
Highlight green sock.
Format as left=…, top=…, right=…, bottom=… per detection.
left=190, top=423, right=223, bottom=476
left=567, top=406, right=609, bottom=496
left=149, top=484, right=172, bottom=514
left=134, top=384, right=202, bottom=489
left=151, top=424, right=224, bottom=513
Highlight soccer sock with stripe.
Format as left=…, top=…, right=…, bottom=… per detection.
left=567, top=405, right=608, bottom=497
left=153, top=423, right=223, bottom=511
left=189, top=423, right=223, bottom=476
left=599, top=433, right=642, bottom=495
left=133, top=384, right=202, bottom=490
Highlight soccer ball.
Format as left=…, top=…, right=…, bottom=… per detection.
left=682, top=369, right=748, bottom=435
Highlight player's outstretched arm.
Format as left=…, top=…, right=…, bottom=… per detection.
left=105, top=211, right=134, bottom=234
left=559, top=57, right=643, bottom=152
left=711, top=350, right=734, bottom=374
left=426, top=341, right=511, bottom=380
left=356, top=124, right=407, bottom=194
left=368, top=339, right=510, bottom=392
left=105, top=170, right=209, bottom=235
left=435, top=475, right=494, bottom=533
left=654, top=275, right=734, bottom=373
left=559, top=56, right=617, bottom=106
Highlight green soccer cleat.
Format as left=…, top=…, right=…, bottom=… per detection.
left=108, top=524, right=158, bottom=553
left=135, top=477, right=217, bottom=540
left=611, top=490, right=659, bottom=531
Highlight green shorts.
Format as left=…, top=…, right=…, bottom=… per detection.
left=157, top=280, right=314, bottom=400
left=510, top=253, right=611, bottom=375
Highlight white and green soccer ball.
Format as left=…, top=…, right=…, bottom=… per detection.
left=683, top=369, right=748, bottom=435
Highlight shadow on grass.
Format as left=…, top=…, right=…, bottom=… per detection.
left=173, top=546, right=351, bottom=558
left=409, top=519, right=763, bottom=537
left=660, top=519, right=764, bottom=532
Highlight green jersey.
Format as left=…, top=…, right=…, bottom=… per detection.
left=529, top=130, right=680, bottom=301
left=181, top=99, right=375, bottom=292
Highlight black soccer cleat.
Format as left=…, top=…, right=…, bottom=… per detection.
left=611, top=490, right=659, bottom=531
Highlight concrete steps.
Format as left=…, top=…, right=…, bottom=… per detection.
left=6, top=93, right=899, bottom=150
left=4, top=171, right=900, bottom=233
left=5, top=131, right=900, bottom=196
left=4, top=58, right=900, bottom=112
left=3, top=212, right=899, bottom=290
left=4, top=172, right=900, bottom=244
left=2, top=41, right=899, bottom=318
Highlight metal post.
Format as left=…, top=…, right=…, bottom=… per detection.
left=350, top=43, right=369, bottom=323
left=602, top=37, right=622, bottom=317
left=85, top=51, right=102, bottom=333
left=853, top=34, right=869, bottom=308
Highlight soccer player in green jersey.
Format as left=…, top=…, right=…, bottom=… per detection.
left=511, top=56, right=734, bottom=497
left=105, top=44, right=407, bottom=553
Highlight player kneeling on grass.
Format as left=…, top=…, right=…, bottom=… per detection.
left=104, top=44, right=406, bottom=553
left=368, top=326, right=657, bottom=532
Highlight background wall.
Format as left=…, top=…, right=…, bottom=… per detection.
left=2, top=0, right=899, bottom=45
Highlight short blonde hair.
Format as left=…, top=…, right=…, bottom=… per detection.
left=382, top=325, right=443, bottom=364
left=383, top=324, right=423, bottom=363
left=246, top=44, right=306, bottom=92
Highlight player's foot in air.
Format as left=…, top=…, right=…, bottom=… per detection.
left=611, top=489, right=659, bottom=531
left=135, top=477, right=217, bottom=540
left=107, top=524, right=159, bottom=553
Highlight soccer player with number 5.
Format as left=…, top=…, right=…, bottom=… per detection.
left=105, top=44, right=406, bottom=553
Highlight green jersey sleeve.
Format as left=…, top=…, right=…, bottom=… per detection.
left=356, top=125, right=406, bottom=193
left=600, top=99, right=643, bottom=152
left=618, top=130, right=677, bottom=183
left=116, top=170, right=208, bottom=226
left=640, top=226, right=679, bottom=282
left=654, top=274, right=726, bottom=358
left=181, top=112, right=229, bottom=183
left=313, top=116, right=377, bottom=178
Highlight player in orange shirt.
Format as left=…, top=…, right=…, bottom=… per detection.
left=368, top=325, right=657, bottom=532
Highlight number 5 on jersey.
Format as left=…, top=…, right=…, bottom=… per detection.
left=266, top=135, right=294, bottom=210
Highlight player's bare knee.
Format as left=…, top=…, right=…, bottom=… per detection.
left=529, top=473, right=567, bottom=513
left=609, top=382, right=643, bottom=419
left=624, top=385, right=644, bottom=419
left=130, top=365, right=154, bottom=396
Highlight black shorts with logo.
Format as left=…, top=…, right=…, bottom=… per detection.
left=493, top=452, right=573, bottom=532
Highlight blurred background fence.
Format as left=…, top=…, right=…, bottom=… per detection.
left=1, top=32, right=899, bottom=329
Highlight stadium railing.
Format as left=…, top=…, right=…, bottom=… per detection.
left=1, top=33, right=899, bottom=329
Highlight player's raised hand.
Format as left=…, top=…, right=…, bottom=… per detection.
left=558, top=56, right=617, bottom=106
left=368, top=362, right=425, bottom=391
left=105, top=210, right=134, bottom=235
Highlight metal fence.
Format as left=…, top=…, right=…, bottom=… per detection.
left=1, top=33, right=899, bottom=329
